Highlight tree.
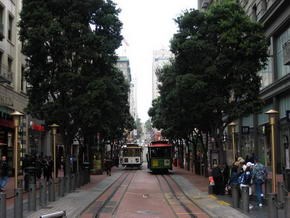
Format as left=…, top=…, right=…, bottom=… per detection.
left=149, top=0, right=269, bottom=168
left=19, top=0, right=124, bottom=164
left=170, top=0, right=268, bottom=160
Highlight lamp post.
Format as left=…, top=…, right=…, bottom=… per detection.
left=265, top=109, right=279, bottom=193
left=49, top=124, right=59, bottom=180
left=10, top=111, right=24, bottom=189
left=229, top=122, right=237, bottom=162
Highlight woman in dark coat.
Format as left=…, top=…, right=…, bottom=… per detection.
left=212, top=164, right=224, bottom=195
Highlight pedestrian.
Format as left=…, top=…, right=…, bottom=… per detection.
left=36, top=155, right=42, bottom=180
left=238, top=162, right=253, bottom=209
left=104, top=158, right=112, bottom=176
left=43, top=157, right=50, bottom=181
left=252, top=157, right=267, bottom=207
left=222, top=163, right=230, bottom=188
left=0, top=156, right=9, bottom=192
left=48, top=156, right=53, bottom=180
left=212, top=164, right=224, bottom=195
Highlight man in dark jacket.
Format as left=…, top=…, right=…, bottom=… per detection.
left=0, top=156, right=9, bottom=192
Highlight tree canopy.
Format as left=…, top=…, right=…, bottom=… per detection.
left=19, top=0, right=134, bottom=153
left=149, top=0, right=269, bottom=163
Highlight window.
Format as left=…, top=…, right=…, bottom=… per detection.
left=8, top=15, right=13, bottom=41
left=251, top=5, right=257, bottom=21
left=261, top=0, right=267, bottom=12
left=21, top=66, right=25, bottom=91
left=258, top=57, right=273, bottom=88
left=8, top=57, right=12, bottom=73
left=0, top=5, right=4, bottom=24
left=0, top=5, right=4, bottom=39
left=0, top=52, right=2, bottom=75
left=274, top=27, right=290, bottom=79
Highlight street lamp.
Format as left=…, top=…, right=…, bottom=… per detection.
left=229, top=122, right=237, bottom=162
left=49, top=124, right=59, bottom=180
left=265, top=109, right=279, bottom=193
left=10, top=111, right=24, bottom=189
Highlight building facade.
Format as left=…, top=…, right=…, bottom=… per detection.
left=116, top=56, right=138, bottom=121
left=152, top=49, right=172, bottom=100
left=199, top=0, right=290, bottom=173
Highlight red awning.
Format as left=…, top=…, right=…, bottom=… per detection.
left=32, top=123, right=45, bottom=131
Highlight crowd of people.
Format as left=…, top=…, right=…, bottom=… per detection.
left=211, top=155, right=267, bottom=209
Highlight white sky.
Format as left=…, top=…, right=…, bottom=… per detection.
left=113, top=0, right=198, bottom=122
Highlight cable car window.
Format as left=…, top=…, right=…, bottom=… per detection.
left=150, top=147, right=171, bottom=158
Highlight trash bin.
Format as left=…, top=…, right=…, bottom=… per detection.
left=284, top=169, right=290, bottom=192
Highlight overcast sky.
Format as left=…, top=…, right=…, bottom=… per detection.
left=113, top=0, right=198, bottom=122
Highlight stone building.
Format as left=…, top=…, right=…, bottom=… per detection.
left=199, top=0, right=290, bottom=173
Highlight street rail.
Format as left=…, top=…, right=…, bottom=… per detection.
left=91, top=171, right=136, bottom=217
left=156, top=174, right=198, bottom=218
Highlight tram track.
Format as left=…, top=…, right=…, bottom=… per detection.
left=94, top=170, right=136, bottom=218
left=156, top=174, right=199, bottom=218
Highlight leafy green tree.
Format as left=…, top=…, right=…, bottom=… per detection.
left=19, top=0, right=123, bottom=161
left=149, top=0, right=269, bottom=167
left=170, top=0, right=268, bottom=159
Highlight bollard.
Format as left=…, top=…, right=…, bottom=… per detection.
left=266, top=179, right=272, bottom=195
left=267, top=193, right=278, bottom=218
left=232, top=184, right=239, bottom=208
left=57, top=178, right=61, bottom=198
left=208, top=185, right=213, bottom=194
left=0, top=192, right=6, bottom=218
left=65, top=176, right=70, bottom=194
left=71, top=174, right=75, bottom=191
left=28, top=183, right=36, bottom=211
left=80, top=170, right=84, bottom=186
left=241, top=186, right=249, bottom=213
left=75, top=173, right=78, bottom=189
left=277, top=182, right=287, bottom=208
left=285, top=196, right=290, bottom=218
left=14, top=188, right=23, bottom=218
left=77, top=173, right=81, bottom=188
left=40, top=181, right=47, bottom=207
left=52, top=179, right=56, bottom=201
left=48, top=180, right=53, bottom=202
left=59, top=177, right=64, bottom=197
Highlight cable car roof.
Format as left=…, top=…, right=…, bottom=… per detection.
left=149, top=141, right=172, bottom=147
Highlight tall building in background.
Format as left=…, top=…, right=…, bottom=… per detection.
left=152, top=49, right=172, bottom=100
left=117, top=56, right=137, bottom=121
left=199, top=0, right=290, bottom=173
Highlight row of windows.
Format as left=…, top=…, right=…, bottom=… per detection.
left=0, top=4, right=14, bottom=42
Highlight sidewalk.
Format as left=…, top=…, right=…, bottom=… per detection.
left=6, top=168, right=124, bottom=218
left=173, top=167, right=286, bottom=218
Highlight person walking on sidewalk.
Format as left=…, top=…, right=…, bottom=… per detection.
left=0, top=155, right=9, bottom=192
left=104, top=158, right=112, bottom=176
left=252, top=157, right=267, bottom=207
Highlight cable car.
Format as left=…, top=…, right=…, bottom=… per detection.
left=119, top=143, right=143, bottom=169
left=147, top=141, right=173, bottom=172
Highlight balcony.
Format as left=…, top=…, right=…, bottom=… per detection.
left=0, top=64, right=13, bottom=84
